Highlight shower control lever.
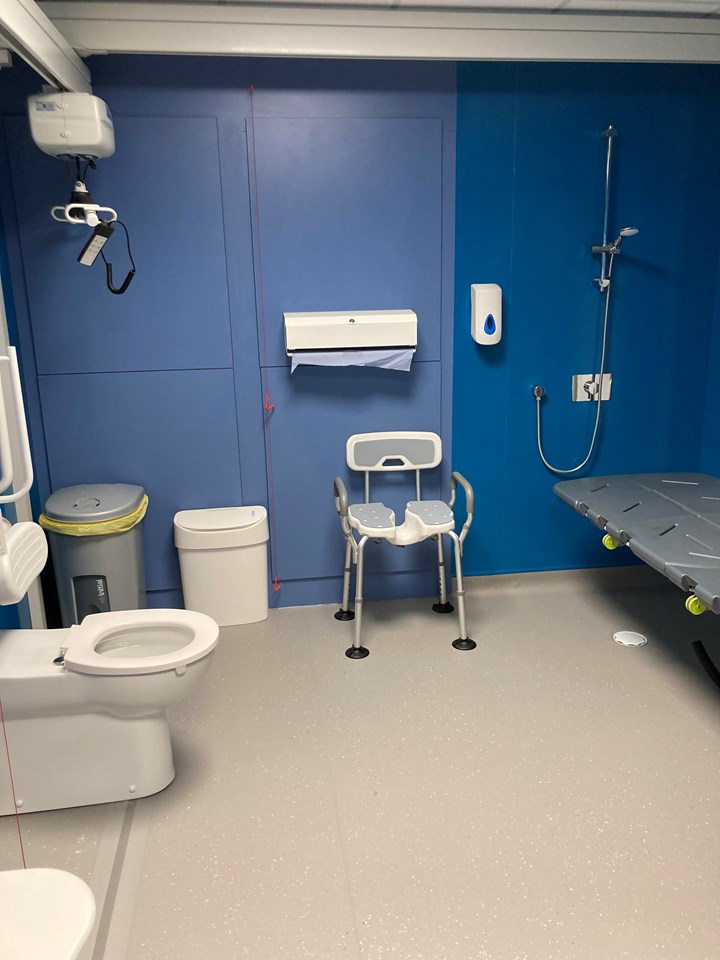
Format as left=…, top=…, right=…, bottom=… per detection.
left=572, top=373, right=612, bottom=402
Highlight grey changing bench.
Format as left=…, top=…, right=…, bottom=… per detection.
left=555, top=473, right=720, bottom=614
left=554, top=473, right=720, bottom=687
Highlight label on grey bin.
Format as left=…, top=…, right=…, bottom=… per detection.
left=73, top=575, right=111, bottom=620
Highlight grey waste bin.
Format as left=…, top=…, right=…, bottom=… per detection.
left=39, top=484, right=148, bottom=627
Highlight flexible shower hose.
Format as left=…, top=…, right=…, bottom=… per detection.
left=535, top=254, right=615, bottom=475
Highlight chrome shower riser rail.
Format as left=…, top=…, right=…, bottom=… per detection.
left=598, top=124, right=617, bottom=290
left=534, top=254, right=615, bottom=475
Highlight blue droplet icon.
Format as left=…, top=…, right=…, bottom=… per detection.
left=484, top=313, right=496, bottom=335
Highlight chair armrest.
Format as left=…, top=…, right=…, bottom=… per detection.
left=449, top=472, right=474, bottom=514
left=334, top=476, right=349, bottom=518
left=449, top=471, right=474, bottom=545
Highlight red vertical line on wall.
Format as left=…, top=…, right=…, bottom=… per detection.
left=0, top=695, right=26, bottom=867
left=249, top=83, right=282, bottom=593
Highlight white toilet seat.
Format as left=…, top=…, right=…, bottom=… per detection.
left=63, top=608, right=219, bottom=676
left=0, top=868, right=95, bottom=960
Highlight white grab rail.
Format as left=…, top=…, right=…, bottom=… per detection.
left=0, top=370, right=14, bottom=496
left=0, top=347, right=34, bottom=503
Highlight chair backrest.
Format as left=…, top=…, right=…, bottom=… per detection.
left=346, top=432, right=442, bottom=504
left=346, top=432, right=442, bottom=472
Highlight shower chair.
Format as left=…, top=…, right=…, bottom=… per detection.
left=333, top=431, right=474, bottom=659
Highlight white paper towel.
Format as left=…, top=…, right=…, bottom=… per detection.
left=290, top=348, right=414, bottom=373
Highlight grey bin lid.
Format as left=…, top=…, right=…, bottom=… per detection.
left=44, top=484, right=146, bottom=523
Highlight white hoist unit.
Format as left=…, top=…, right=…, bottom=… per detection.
left=28, top=91, right=136, bottom=295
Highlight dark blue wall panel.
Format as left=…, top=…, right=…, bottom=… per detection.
left=454, top=63, right=720, bottom=576
left=701, top=253, right=720, bottom=474
left=38, top=369, right=242, bottom=594
left=251, top=118, right=443, bottom=366
left=699, top=80, right=720, bottom=479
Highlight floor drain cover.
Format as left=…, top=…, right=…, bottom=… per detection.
left=613, top=630, right=648, bottom=647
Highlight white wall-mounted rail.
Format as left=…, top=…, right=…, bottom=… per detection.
left=0, top=348, right=35, bottom=505
left=37, top=3, right=720, bottom=63
left=0, top=346, right=49, bottom=609
left=0, top=0, right=90, bottom=90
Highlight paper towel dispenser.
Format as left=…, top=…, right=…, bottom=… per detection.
left=284, top=310, right=417, bottom=355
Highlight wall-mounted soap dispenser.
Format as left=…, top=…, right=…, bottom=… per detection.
left=471, top=283, right=502, bottom=345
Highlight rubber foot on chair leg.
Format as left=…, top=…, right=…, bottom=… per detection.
left=335, top=609, right=355, bottom=621
left=452, top=638, right=477, bottom=651
left=345, top=646, right=370, bottom=659
left=432, top=601, right=455, bottom=614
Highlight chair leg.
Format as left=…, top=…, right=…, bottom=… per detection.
left=448, top=530, right=476, bottom=651
left=346, top=536, right=370, bottom=659
left=432, top=533, right=454, bottom=614
left=335, top=538, right=355, bottom=621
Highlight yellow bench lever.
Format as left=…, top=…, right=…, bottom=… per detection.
left=685, top=595, right=707, bottom=616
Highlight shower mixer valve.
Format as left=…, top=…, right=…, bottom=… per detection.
left=572, top=373, right=612, bottom=402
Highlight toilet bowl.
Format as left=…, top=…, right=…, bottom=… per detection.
left=0, top=608, right=218, bottom=815
left=0, top=868, right=96, bottom=960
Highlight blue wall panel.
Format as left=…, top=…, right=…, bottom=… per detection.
left=701, top=254, right=720, bottom=474
left=38, top=369, right=243, bottom=594
left=0, top=57, right=456, bottom=610
left=5, top=56, right=720, bottom=606
left=454, top=63, right=720, bottom=576
left=5, top=116, right=232, bottom=375
left=698, top=113, right=720, bottom=476
left=267, top=361, right=443, bottom=584
left=251, top=118, right=443, bottom=366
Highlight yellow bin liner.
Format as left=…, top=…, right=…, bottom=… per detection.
left=39, top=495, right=149, bottom=537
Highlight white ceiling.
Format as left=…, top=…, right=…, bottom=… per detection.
left=33, top=0, right=720, bottom=65
left=4, top=0, right=720, bottom=94
left=48, top=0, right=720, bottom=13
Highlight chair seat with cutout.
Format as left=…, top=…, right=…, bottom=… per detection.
left=333, top=431, right=475, bottom=658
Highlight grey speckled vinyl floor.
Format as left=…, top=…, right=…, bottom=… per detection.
left=2, top=567, right=720, bottom=960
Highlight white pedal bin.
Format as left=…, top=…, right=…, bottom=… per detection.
left=174, top=506, right=269, bottom=626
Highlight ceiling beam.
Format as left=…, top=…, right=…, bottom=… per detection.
left=39, top=3, right=720, bottom=63
left=0, top=0, right=90, bottom=90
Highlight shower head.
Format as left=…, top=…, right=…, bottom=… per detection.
left=591, top=226, right=640, bottom=257
left=608, top=226, right=640, bottom=250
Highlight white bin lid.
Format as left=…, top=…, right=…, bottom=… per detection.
left=174, top=506, right=269, bottom=549
left=0, top=868, right=96, bottom=960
